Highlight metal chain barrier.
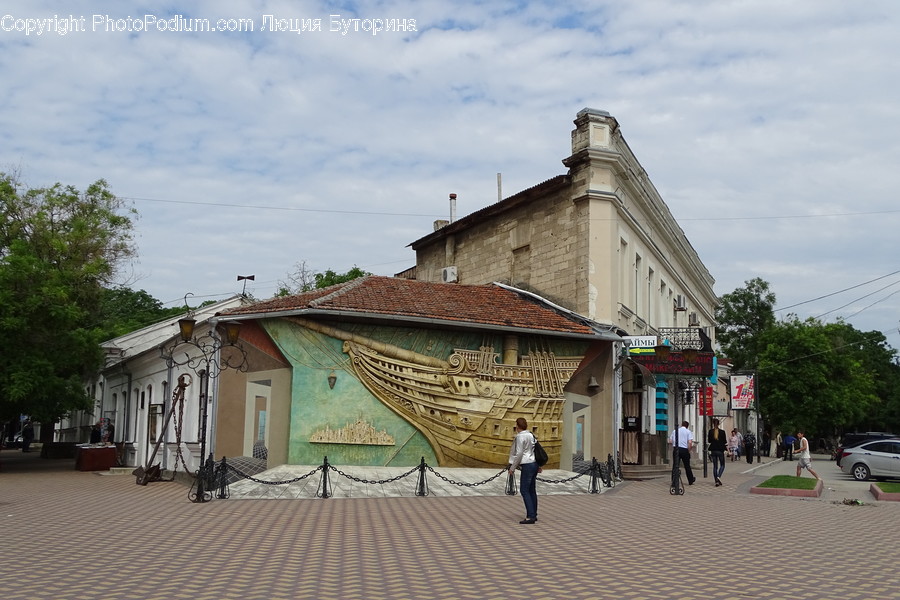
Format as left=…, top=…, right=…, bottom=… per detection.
left=191, top=455, right=620, bottom=502
left=226, top=461, right=323, bottom=485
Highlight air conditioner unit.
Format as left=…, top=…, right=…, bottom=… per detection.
left=688, top=312, right=700, bottom=326
left=441, top=266, right=458, bottom=283
left=674, top=295, right=687, bottom=311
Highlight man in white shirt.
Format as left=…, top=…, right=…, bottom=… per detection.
left=795, top=431, right=820, bottom=480
left=669, top=421, right=696, bottom=485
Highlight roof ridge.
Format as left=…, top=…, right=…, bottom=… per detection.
left=309, top=274, right=374, bottom=307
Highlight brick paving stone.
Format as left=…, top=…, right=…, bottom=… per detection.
left=2, top=449, right=899, bottom=600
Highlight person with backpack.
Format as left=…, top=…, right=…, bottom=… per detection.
left=508, top=417, right=539, bottom=524
left=744, top=431, right=756, bottom=464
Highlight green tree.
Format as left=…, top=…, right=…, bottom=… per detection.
left=0, top=174, right=136, bottom=425
left=314, top=265, right=371, bottom=288
left=757, top=317, right=880, bottom=437
left=715, top=277, right=776, bottom=371
left=99, top=287, right=186, bottom=338
left=278, top=262, right=371, bottom=295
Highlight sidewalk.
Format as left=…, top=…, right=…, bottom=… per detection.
left=3, top=448, right=899, bottom=600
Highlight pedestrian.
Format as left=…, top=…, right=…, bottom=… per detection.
left=794, top=431, right=820, bottom=480
left=775, top=430, right=783, bottom=458
left=105, top=421, right=115, bottom=444
left=21, top=420, right=35, bottom=453
left=669, top=420, right=696, bottom=485
left=707, top=418, right=727, bottom=486
left=90, top=422, right=102, bottom=444
left=783, top=433, right=797, bottom=461
left=508, top=417, right=538, bottom=524
left=728, top=428, right=742, bottom=461
left=744, top=430, right=756, bottom=464
left=762, top=431, right=771, bottom=457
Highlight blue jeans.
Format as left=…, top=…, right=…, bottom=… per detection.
left=710, top=450, right=725, bottom=479
left=519, top=462, right=538, bottom=520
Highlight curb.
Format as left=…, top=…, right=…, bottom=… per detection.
left=869, top=483, right=900, bottom=501
left=750, top=479, right=823, bottom=497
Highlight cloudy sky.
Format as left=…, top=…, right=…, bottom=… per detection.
left=3, top=1, right=900, bottom=344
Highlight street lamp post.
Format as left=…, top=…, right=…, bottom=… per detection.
left=159, top=309, right=248, bottom=503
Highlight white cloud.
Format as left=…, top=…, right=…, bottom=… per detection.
left=2, top=0, right=900, bottom=343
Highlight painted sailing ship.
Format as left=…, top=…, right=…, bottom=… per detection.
left=290, top=317, right=582, bottom=468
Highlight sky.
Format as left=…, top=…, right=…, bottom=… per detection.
left=3, top=0, right=900, bottom=345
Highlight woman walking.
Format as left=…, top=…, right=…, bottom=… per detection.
left=707, top=419, right=727, bottom=486
left=728, top=428, right=742, bottom=461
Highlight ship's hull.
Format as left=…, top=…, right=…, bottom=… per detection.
left=343, top=340, right=578, bottom=468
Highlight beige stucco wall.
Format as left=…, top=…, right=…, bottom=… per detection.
left=415, top=109, right=717, bottom=338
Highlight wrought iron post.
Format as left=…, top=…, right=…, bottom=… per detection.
left=198, top=369, right=210, bottom=472
left=316, top=456, right=332, bottom=498
left=588, top=457, right=601, bottom=494
left=415, top=457, right=429, bottom=496
left=215, top=456, right=230, bottom=499
left=606, top=453, right=616, bottom=487
left=158, top=306, right=249, bottom=504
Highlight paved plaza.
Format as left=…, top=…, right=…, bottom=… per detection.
left=1, top=448, right=898, bottom=600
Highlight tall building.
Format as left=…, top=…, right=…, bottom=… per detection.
left=408, top=109, right=717, bottom=471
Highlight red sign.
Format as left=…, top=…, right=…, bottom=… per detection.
left=630, top=352, right=715, bottom=377
left=699, top=386, right=715, bottom=416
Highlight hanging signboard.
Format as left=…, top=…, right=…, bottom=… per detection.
left=730, top=374, right=755, bottom=410
left=699, top=386, right=715, bottom=416
left=630, top=352, right=715, bottom=377
left=625, top=335, right=658, bottom=356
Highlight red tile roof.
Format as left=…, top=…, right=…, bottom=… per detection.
left=222, top=276, right=598, bottom=336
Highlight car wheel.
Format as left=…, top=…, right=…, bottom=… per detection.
left=852, top=463, right=870, bottom=481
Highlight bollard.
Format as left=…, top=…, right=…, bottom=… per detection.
left=316, top=456, right=332, bottom=498
left=215, top=456, right=229, bottom=499
left=589, top=457, right=601, bottom=494
left=415, top=457, right=429, bottom=496
left=606, top=453, right=615, bottom=487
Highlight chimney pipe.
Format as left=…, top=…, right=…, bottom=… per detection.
left=449, top=193, right=457, bottom=223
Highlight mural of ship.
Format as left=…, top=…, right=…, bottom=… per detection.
left=290, top=317, right=582, bottom=468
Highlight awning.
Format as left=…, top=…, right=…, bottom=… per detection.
left=621, top=357, right=657, bottom=388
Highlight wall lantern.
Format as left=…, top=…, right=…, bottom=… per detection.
left=654, top=344, right=671, bottom=361
left=178, top=317, right=197, bottom=343
left=221, top=321, right=242, bottom=345
left=682, top=348, right=699, bottom=365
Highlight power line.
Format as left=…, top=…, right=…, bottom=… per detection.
left=812, top=279, right=900, bottom=320
left=123, top=195, right=444, bottom=218
left=776, top=269, right=900, bottom=311
left=680, top=208, right=900, bottom=222
left=125, top=193, right=900, bottom=222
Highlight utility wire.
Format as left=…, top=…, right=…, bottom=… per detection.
left=123, top=195, right=444, bottom=218
left=776, top=269, right=900, bottom=312
left=812, top=279, right=900, bottom=319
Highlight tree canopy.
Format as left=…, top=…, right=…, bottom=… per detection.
left=277, top=261, right=371, bottom=295
left=0, top=174, right=136, bottom=423
left=715, top=277, right=776, bottom=372
left=716, top=278, right=900, bottom=438
left=99, top=287, right=187, bottom=339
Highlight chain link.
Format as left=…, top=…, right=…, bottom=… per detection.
left=537, top=469, right=590, bottom=484
left=225, top=463, right=323, bottom=485
left=425, top=465, right=507, bottom=487
left=329, top=464, right=420, bottom=485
